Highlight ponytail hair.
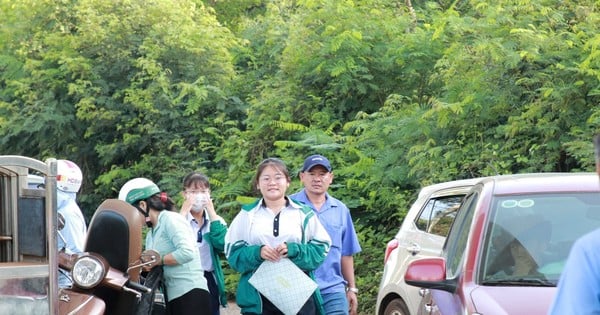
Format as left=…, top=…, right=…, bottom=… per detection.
left=146, top=192, right=176, bottom=212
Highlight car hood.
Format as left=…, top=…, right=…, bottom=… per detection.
left=471, top=286, right=555, bottom=314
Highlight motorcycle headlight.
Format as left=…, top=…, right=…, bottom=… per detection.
left=71, top=254, right=107, bottom=289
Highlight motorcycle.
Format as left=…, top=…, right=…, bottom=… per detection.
left=57, top=199, right=165, bottom=315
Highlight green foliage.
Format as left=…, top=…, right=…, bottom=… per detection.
left=0, top=0, right=241, bottom=215
left=354, top=223, right=393, bottom=314
left=2, top=0, right=600, bottom=313
left=202, top=0, right=266, bottom=31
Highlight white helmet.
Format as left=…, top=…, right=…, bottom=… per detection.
left=118, top=178, right=160, bottom=204
left=56, top=160, right=83, bottom=193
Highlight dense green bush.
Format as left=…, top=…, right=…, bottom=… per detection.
left=2, top=0, right=600, bottom=313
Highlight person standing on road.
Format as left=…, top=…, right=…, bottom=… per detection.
left=119, top=177, right=213, bottom=315
left=290, top=154, right=362, bottom=315
left=179, top=171, right=228, bottom=315
left=225, top=158, right=332, bottom=315
left=548, top=134, right=600, bottom=314
left=56, top=159, right=87, bottom=288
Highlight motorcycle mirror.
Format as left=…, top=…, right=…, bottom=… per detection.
left=57, top=212, right=68, bottom=250
left=58, top=212, right=66, bottom=231
left=127, top=249, right=161, bottom=273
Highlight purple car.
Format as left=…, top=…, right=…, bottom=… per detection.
left=404, top=173, right=600, bottom=315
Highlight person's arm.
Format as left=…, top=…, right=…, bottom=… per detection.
left=340, top=205, right=361, bottom=315
left=342, top=255, right=358, bottom=315
left=207, top=219, right=227, bottom=251
left=204, top=193, right=217, bottom=221
left=179, top=192, right=193, bottom=218
left=204, top=194, right=228, bottom=252
left=225, top=212, right=264, bottom=273
left=287, top=211, right=331, bottom=271
left=164, top=214, right=196, bottom=265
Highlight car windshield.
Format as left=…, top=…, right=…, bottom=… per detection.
left=480, top=192, right=600, bottom=286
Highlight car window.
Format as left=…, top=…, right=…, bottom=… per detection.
left=415, top=195, right=465, bottom=237
left=480, top=192, right=600, bottom=284
left=444, top=191, right=478, bottom=278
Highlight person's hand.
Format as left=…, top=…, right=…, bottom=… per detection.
left=276, top=243, right=288, bottom=258
left=347, top=290, right=358, bottom=315
left=140, top=249, right=161, bottom=272
left=180, top=193, right=194, bottom=217
left=204, top=192, right=218, bottom=220
left=260, top=245, right=281, bottom=262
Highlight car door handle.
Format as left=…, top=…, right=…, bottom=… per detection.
left=407, top=243, right=421, bottom=255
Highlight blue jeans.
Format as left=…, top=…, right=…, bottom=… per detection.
left=321, top=291, right=349, bottom=315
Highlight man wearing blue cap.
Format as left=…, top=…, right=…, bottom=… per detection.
left=290, top=154, right=362, bottom=315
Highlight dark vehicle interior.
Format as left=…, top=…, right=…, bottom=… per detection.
left=481, top=193, right=600, bottom=284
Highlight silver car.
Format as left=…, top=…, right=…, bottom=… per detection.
left=375, top=178, right=484, bottom=315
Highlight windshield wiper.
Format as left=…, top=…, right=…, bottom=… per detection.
left=482, top=278, right=556, bottom=287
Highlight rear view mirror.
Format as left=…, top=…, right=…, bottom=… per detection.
left=404, top=257, right=457, bottom=293
left=58, top=213, right=65, bottom=231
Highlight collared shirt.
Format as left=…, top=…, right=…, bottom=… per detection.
left=290, top=189, right=362, bottom=294
left=247, top=199, right=305, bottom=248
left=224, top=197, right=331, bottom=315
left=187, top=211, right=214, bottom=272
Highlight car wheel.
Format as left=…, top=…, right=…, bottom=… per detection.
left=383, top=298, right=410, bottom=315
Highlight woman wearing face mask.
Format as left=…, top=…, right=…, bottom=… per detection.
left=179, top=172, right=228, bottom=315
left=119, top=177, right=213, bottom=315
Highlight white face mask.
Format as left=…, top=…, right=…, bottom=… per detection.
left=191, top=193, right=207, bottom=212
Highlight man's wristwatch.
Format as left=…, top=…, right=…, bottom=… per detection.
left=348, top=287, right=359, bottom=294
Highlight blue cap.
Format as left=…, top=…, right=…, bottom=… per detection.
left=302, top=154, right=332, bottom=172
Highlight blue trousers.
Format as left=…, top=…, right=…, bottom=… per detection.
left=321, top=291, right=349, bottom=315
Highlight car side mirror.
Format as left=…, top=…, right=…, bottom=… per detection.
left=404, top=257, right=457, bottom=293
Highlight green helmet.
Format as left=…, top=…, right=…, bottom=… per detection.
left=118, top=178, right=160, bottom=204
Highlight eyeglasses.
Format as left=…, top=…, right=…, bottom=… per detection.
left=259, top=175, right=286, bottom=184
left=185, top=190, right=209, bottom=195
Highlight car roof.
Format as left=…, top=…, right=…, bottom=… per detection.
left=479, top=172, right=600, bottom=194
left=27, top=174, right=44, bottom=184
left=418, top=177, right=488, bottom=198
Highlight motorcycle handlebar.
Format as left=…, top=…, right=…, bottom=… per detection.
left=125, top=280, right=152, bottom=294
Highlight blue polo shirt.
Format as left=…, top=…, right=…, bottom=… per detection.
left=290, top=189, right=361, bottom=294
left=548, top=228, right=600, bottom=314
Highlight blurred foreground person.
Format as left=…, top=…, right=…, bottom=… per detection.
left=548, top=135, right=600, bottom=314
